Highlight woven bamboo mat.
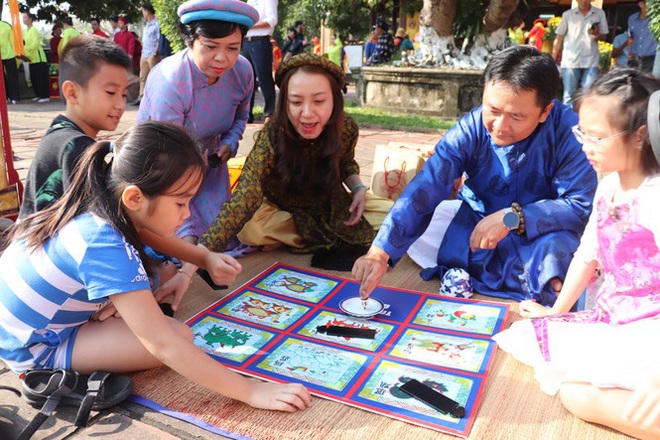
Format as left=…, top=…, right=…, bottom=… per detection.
left=130, top=250, right=630, bottom=440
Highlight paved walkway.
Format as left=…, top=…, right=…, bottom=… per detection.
left=1, top=94, right=445, bottom=439
left=8, top=90, right=443, bottom=188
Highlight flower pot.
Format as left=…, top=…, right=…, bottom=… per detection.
left=49, top=74, right=60, bottom=99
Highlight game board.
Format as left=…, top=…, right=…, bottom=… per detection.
left=187, top=263, right=509, bottom=438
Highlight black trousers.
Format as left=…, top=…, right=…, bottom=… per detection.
left=2, top=58, right=20, bottom=101
left=242, top=37, right=276, bottom=118
left=30, top=62, right=50, bottom=99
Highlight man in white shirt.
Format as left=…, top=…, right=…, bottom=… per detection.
left=552, top=0, right=608, bottom=106
left=242, top=0, right=278, bottom=123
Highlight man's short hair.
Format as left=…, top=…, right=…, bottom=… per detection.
left=483, top=45, right=560, bottom=108
left=59, top=35, right=131, bottom=92
left=294, top=20, right=303, bottom=27
left=376, top=19, right=389, bottom=32
left=142, top=3, right=155, bottom=15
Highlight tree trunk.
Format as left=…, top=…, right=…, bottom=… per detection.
left=420, top=0, right=456, bottom=37
left=484, top=0, right=520, bottom=33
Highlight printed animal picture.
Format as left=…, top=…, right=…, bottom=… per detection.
left=414, top=299, right=503, bottom=335
left=255, top=268, right=338, bottom=303
left=191, top=315, right=274, bottom=363
left=358, top=360, right=475, bottom=422
left=389, top=329, right=491, bottom=373
left=297, top=311, right=394, bottom=351
left=256, top=337, right=368, bottom=391
left=216, top=291, right=310, bottom=330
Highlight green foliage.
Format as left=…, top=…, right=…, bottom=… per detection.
left=649, top=0, right=660, bottom=43
left=252, top=102, right=454, bottom=131
left=323, top=0, right=372, bottom=40
left=453, top=0, right=487, bottom=52
left=345, top=105, right=454, bottom=131
left=153, top=0, right=186, bottom=53
left=278, top=0, right=372, bottom=42
left=21, top=0, right=141, bottom=23
left=402, top=0, right=423, bottom=18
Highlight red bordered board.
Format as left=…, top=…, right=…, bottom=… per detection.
left=186, top=263, right=509, bottom=438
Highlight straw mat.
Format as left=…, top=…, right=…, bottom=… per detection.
left=130, top=250, right=630, bottom=440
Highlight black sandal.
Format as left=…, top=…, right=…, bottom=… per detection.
left=18, top=369, right=132, bottom=439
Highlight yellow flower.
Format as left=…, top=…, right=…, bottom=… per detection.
left=548, top=17, right=562, bottom=28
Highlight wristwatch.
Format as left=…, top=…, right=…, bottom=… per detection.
left=502, top=207, right=520, bottom=231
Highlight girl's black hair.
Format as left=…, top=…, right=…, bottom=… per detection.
left=179, top=20, right=248, bottom=47
left=10, top=122, right=206, bottom=278
left=269, top=64, right=345, bottom=195
left=575, top=68, right=660, bottom=175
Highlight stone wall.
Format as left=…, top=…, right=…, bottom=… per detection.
left=354, top=66, right=484, bottom=118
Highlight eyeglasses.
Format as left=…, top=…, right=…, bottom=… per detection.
left=571, top=125, right=630, bottom=147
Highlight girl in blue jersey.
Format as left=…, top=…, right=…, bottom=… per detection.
left=0, top=121, right=312, bottom=412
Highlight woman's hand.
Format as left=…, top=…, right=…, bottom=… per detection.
left=216, top=144, right=232, bottom=165
left=203, top=251, right=242, bottom=285
left=623, top=375, right=660, bottom=429
left=519, top=300, right=554, bottom=318
left=154, top=271, right=193, bottom=312
left=352, top=246, right=389, bottom=299
left=345, top=187, right=367, bottom=226
left=248, top=381, right=312, bottom=412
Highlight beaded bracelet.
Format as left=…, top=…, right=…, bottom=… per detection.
left=178, top=269, right=193, bottom=284
left=511, top=202, right=526, bottom=235
left=351, top=183, right=368, bottom=194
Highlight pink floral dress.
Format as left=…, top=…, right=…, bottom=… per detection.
left=493, top=174, right=660, bottom=394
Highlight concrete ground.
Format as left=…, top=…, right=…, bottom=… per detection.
left=0, top=90, right=444, bottom=440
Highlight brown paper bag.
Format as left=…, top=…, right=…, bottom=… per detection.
left=370, top=144, right=429, bottom=201
left=384, top=142, right=465, bottom=199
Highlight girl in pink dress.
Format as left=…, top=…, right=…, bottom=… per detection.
left=493, top=69, right=660, bottom=439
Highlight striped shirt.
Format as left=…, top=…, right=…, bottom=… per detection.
left=0, top=213, right=151, bottom=372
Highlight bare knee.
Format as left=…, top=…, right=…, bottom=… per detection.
left=168, top=317, right=194, bottom=342
left=559, top=382, right=600, bottom=422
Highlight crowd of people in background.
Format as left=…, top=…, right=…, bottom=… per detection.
left=4, top=0, right=660, bottom=110
left=0, top=2, right=420, bottom=108
left=1, top=1, right=660, bottom=438
left=508, top=0, right=660, bottom=101
left=0, top=2, right=171, bottom=106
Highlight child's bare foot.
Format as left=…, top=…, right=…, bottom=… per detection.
left=549, top=277, right=563, bottom=296
left=519, top=300, right=552, bottom=318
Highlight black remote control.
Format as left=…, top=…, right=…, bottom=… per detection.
left=316, top=325, right=376, bottom=339
left=196, top=268, right=228, bottom=290
left=399, top=379, right=465, bottom=418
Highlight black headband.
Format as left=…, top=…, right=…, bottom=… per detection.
left=647, top=90, right=660, bottom=165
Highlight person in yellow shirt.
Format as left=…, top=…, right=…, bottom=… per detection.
left=327, top=34, right=343, bottom=67
left=58, top=17, right=81, bottom=59
left=0, top=19, right=20, bottom=103
left=22, top=12, right=50, bottom=103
